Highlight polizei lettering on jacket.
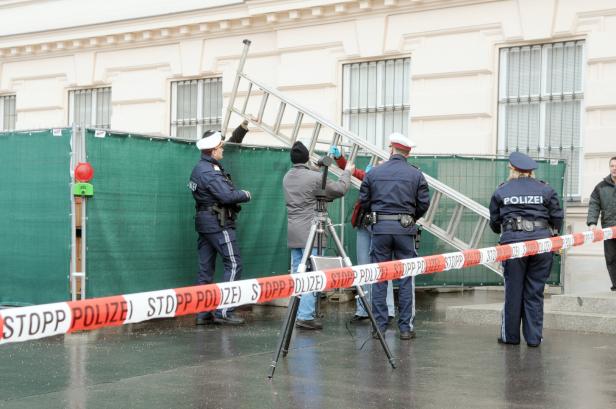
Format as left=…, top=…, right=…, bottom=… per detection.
left=503, top=195, right=543, bottom=205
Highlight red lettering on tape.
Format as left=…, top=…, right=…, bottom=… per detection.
left=495, top=245, right=513, bottom=262
left=462, top=250, right=481, bottom=268
left=0, top=314, right=3, bottom=340
left=377, top=261, right=403, bottom=281
left=68, top=296, right=128, bottom=332
left=173, top=284, right=221, bottom=316
left=256, top=276, right=294, bottom=303
left=572, top=233, right=585, bottom=246
left=323, top=267, right=355, bottom=291
left=423, top=255, right=446, bottom=274
left=525, top=240, right=539, bottom=256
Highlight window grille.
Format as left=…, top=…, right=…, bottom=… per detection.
left=342, top=58, right=411, bottom=149
left=0, top=95, right=16, bottom=131
left=498, top=41, right=584, bottom=198
left=171, top=78, right=222, bottom=139
left=68, top=87, right=112, bottom=129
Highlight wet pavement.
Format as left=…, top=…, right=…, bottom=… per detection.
left=1, top=290, right=616, bottom=409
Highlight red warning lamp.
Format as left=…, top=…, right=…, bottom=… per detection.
left=74, top=162, right=94, bottom=182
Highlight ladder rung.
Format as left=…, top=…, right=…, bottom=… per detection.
left=290, top=112, right=303, bottom=144
left=348, top=143, right=360, bottom=164
left=308, top=123, right=322, bottom=155
left=423, top=191, right=442, bottom=225
left=469, top=217, right=488, bottom=249
left=273, top=102, right=286, bottom=135
left=446, top=203, right=464, bottom=238
left=241, top=82, right=252, bottom=114
left=256, top=91, right=269, bottom=123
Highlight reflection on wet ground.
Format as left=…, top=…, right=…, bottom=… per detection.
left=1, top=290, right=616, bottom=408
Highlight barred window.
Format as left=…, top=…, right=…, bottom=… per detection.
left=0, top=95, right=16, bottom=131
left=68, top=87, right=112, bottom=128
left=497, top=41, right=584, bottom=198
left=342, top=58, right=411, bottom=149
left=170, top=78, right=222, bottom=140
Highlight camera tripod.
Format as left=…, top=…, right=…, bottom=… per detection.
left=268, top=161, right=396, bottom=379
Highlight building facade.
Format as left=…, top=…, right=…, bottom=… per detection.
left=1, top=0, right=615, bottom=291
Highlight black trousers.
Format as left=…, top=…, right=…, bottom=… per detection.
left=501, top=252, right=553, bottom=345
left=604, top=238, right=616, bottom=287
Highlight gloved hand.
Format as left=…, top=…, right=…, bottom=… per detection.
left=328, top=146, right=341, bottom=159
left=242, top=190, right=251, bottom=201
left=365, top=164, right=373, bottom=173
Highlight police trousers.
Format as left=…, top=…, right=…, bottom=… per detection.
left=370, top=234, right=416, bottom=332
left=501, top=252, right=553, bottom=345
left=197, top=228, right=242, bottom=318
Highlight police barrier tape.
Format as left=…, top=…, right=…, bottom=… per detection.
left=1, top=227, right=614, bottom=345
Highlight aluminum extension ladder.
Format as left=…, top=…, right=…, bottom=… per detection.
left=222, top=40, right=501, bottom=276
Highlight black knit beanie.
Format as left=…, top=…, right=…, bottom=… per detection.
left=290, top=141, right=309, bottom=164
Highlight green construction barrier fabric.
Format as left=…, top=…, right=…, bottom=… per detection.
left=84, top=130, right=291, bottom=297
left=85, top=129, right=566, bottom=297
left=0, top=129, right=72, bottom=306
left=350, top=155, right=565, bottom=286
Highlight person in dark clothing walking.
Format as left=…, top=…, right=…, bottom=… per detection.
left=587, top=156, right=616, bottom=291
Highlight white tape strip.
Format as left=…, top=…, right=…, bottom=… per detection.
left=351, top=263, right=382, bottom=286
left=217, top=279, right=260, bottom=309
left=0, top=303, right=71, bottom=345
left=509, top=242, right=527, bottom=259
left=479, top=247, right=498, bottom=264
left=443, top=252, right=465, bottom=271
left=536, top=238, right=553, bottom=253
left=124, top=289, right=177, bottom=324
left=291, top=271, right=327, bottom=296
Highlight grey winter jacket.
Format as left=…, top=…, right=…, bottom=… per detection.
left=587, top=175, right=616, bottom=228
left=283, top=163, right=352, bottom=248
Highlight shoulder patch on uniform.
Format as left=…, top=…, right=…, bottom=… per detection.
left=213, top=165, right=221, bottom=171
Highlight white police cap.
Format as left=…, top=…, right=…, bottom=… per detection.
left=196, top=130, right=222, bottom=150
left=388, top=132, right=416, bottom=151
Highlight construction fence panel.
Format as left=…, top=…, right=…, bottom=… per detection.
left=84, top=130, right=566, bottom=297
left=84, top=130, right=290, bottom=297
left=0, top=129, right=72, bottom=306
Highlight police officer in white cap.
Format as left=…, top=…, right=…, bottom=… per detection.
left=189, top=130, right=251, bottom=325
left=359, top=132, right=430, bottom=340
left=489, top=151, right=563, bottom=347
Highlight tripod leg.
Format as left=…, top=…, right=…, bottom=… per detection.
left=268, top=295, right=300, bottom=379
left=268, top=225, right=319, bottom=379
left=325, top=220, right=397, bottom=369
left=282, top=296, right=300, bottom=357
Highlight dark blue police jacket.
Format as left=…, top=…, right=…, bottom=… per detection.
left=359, top=154, right=430, bottom=235
left=188, top=154, right=249, bottom=234
left=489, top=177, right=564, bottom=244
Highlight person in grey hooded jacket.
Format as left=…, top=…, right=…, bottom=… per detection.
left=283, top=141, right=353, bottom=330
left=587, top=156, right=616, bottom=291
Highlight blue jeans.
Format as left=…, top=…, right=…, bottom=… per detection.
left=355, top=227, right=395, bottom=317
left=291, top=248, right=318, bottom=321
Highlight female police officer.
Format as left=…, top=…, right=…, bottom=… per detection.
left=489, top=152, right=563, bottom=347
